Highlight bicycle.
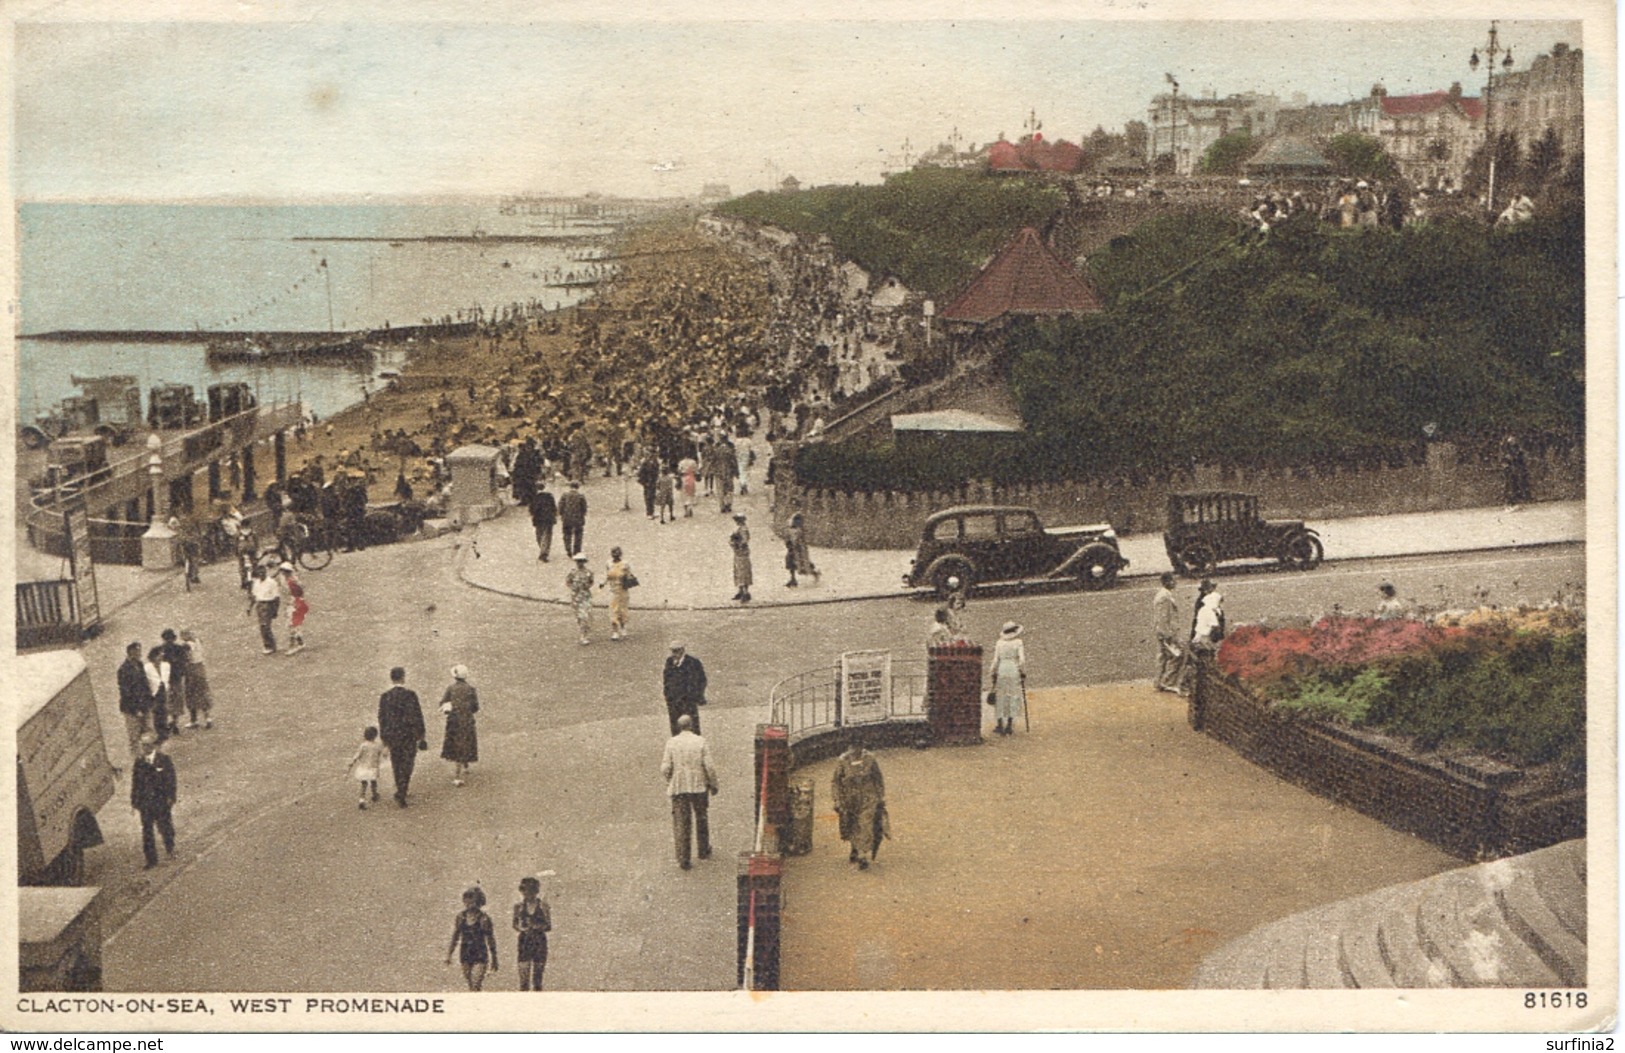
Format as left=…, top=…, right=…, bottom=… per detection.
left=278, top=515, right=334, bottom=571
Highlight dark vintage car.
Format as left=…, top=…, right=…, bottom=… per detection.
left=1162, top=491, right=1323, bottom=577
left=904, top=505, right=1128, bottom=597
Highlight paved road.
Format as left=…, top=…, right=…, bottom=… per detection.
left=83, top=535, right=1582, bottom=991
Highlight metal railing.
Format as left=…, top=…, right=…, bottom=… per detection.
left=17, top=580, right=80, bottom=648
left=766, top=657, right=929, bottom=741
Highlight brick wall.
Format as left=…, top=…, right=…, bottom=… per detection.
left=775, top=440, right=1584, bottom=550
left=1190, top=660, right=1585, bottom=860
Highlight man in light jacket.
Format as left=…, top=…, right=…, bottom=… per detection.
left=660, top=715, right=717, bottom=870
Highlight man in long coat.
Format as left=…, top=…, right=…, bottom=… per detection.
left=378, top=667, right=427, bottom=807
left=512, top=438, right=542, bottom=507
left=832, top=735, right=886, bottom=870
left=529, top=482, right=558, bottom=562
left=662, top=643, right=708, bottom=736
left=715, top=437, right=739, bottom=513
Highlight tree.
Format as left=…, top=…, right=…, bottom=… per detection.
left=1198, top=131, right=1255, bottom=175
left=1322, top=133, right=1399, bottom=181
left=1524, top=127, right=1564, bottom=192
left=1123, top=120, right=1149, bottom=160
left=1463, top=131, right=1524, bottom=205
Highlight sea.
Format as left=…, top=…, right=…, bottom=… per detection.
left=14, top=201, right=618, bottom=421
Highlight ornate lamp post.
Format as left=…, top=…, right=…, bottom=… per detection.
left=1470, top=21, right=1516, bottom=212
left=141, top=433, right=177, bottom=569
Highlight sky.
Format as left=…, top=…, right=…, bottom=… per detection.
left=7, top=4, right=1597, bottom=201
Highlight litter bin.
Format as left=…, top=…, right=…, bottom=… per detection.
left=784, top=779, right=814, bottom=856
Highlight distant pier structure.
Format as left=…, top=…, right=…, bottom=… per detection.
left=497, top=195, right=671, bottom=224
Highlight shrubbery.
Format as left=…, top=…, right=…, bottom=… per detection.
left=714, top=168, right=1064, bottom=299
left=1013, top=210, right=1585, bottom=473
left=1217, top=614, right=1586, bottom=772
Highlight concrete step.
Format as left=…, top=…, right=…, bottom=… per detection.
left=1416, top=869, right=1559, bottom=987
left=1193, top=840, right=1589, bottom=991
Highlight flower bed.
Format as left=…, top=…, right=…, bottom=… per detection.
left=1216, top=609, right=1585, bottom=774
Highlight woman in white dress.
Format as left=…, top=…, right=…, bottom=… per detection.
left=988, top=622, right=1026, bottom=736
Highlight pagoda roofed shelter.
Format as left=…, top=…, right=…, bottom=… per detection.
left=940, top=227, right=1104, bottom=325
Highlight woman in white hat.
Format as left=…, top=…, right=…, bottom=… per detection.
left=440, top=665, right=479, bottom=786
left=987, top=622, right=1027, bottom=736
left=565, top=553, right=595, bottom=644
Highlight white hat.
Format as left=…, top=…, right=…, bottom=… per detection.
left=572, top=553, right=588, bottom=562
left=278, top=562, right=294, bottom=572
left=1000, top=622, right=1022, bottom=638
left=450, top=664, right=469, bottom=680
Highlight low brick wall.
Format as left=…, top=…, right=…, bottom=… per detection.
left=1189, top=660, right=1585, bottom=860
left=776, top=440, right=1584, bottom=549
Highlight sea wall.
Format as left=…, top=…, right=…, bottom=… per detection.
left=773, top=440, right=1584, bottom=549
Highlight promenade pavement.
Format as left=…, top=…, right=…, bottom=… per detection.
left=29, top=480, right=1588, bottom=997
left=459, top=476, right=1584, bottom=611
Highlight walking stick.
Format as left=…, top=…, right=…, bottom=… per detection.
left=1021, top=674, right=1031, bottom=733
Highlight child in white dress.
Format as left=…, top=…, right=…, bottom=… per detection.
left=347, top=726, right=384, bottom=809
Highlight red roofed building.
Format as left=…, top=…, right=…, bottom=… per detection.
left=986, top=134, right=1087, bottom=174
left=941, top=227, right=1103, bottom=325
left=1371, top=84, right=1484, bottom=190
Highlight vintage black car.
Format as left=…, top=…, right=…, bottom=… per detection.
left=904, top=505, right=1128, bottom=597
left=1163, top=491, right=1323, bottom=577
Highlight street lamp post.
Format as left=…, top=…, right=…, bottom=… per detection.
left=1470, top=21, right=1516, bottom=213
left=141, top=434, right=177, bottom=570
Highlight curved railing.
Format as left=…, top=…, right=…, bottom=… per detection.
left=766, top=656, right=929, bottom=742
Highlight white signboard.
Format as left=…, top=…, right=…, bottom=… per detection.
left=839, top=650, right=892, bottom=725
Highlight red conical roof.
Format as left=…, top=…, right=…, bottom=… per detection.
left=941, top=227, right=1103, bottom=324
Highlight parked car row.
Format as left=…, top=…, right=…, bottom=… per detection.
left=904, top=491, right=1324, bottom=597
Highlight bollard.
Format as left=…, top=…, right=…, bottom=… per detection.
left=927, top=642, right=984, bottom=745
left=754, top=724, right=791, bottom=834
left=736, top=852, right=782, bottom=991
left=784, top=780, right=814, bottom=856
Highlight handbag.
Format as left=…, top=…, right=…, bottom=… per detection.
left=985, top=690, right=997, bottom=707
left=623, top=570, right=640, bottom=589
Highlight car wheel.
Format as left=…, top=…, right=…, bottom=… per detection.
left=20, top=426, right=48, bottom=450
left=1176, top=543, right=1216, bottom=578
left=931, top=561, right=974, bottom=599
left=1075, top=544, right=1121, bottom=591
left=1281, top=532, right=1324, bottom=571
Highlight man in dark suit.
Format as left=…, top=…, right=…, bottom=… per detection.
left=117, top=642, right=153, bottom=759
left=557, top=480, right=587, bottom=557
left=529, top=482, right=558, bottom=562
left=378, top=667, right=427, bottom=807
left=662, top=643, right=707, bottom=736
left=131, top=732, right=177, bottom=869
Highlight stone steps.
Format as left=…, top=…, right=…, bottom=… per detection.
left=1192, top=839, right=1588, bottom=989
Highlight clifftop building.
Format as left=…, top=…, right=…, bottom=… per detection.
left=1371, top=84, right=1485, bottom=191
left=1490, top=42, right=1584, bottom=157
left=1147, top=91, right=1279, bottom=176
